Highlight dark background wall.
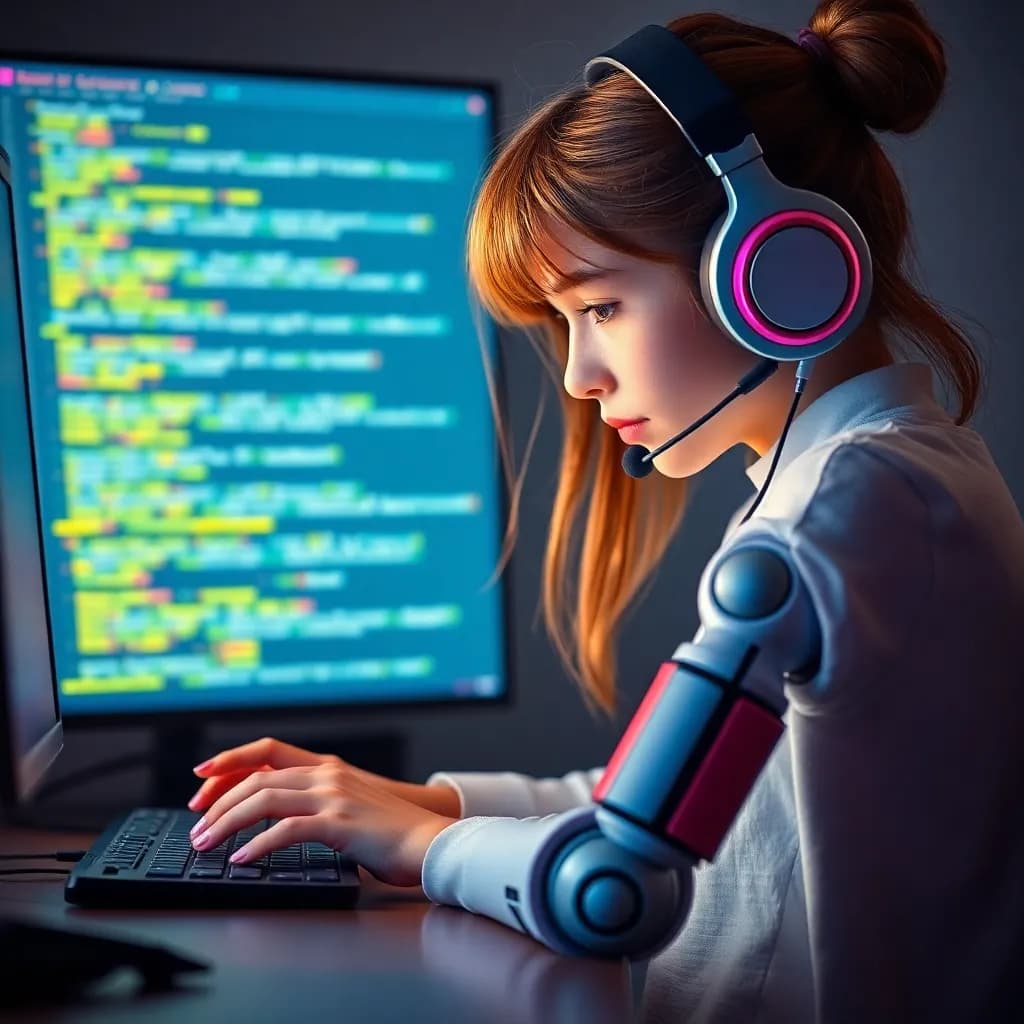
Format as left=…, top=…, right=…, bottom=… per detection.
left=5, top=0, right=1022, bottom=815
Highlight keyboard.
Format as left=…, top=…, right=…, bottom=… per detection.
left=64, top=807, right=361, bottom=908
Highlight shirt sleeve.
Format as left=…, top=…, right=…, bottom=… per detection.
left=420, top=808, right=610, bottom=944
left=420, top=815, right=528, bottom=922
left=424, top=766, right=604, bottom=818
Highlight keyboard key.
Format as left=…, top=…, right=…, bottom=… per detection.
left=229, top=865, right=263, bottom=880
left=146, top=865, right=185, bottom=877
left=153, top=857, right=190, bottom=870
left=304, top=868, right=339, bottom=882
left=268, top=871, right=303, bottom=881
left=189, top=867, right=225, bottom=879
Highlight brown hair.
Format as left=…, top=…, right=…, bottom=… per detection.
left=465, top=0, right=986, bottom=717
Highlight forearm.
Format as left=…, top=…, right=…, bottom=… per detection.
left=396, top=780, right=462, bottom=817
left=352, top=768, right=461, bottom=817
left=353, top=764, right=605, bottom=820
left=424, top=768, right=605, bottom=818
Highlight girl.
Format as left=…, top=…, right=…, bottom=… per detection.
left=186, top=1, right=1024, bottom=1019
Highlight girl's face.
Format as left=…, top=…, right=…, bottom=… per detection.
left=537, top=221, right=780, bottom=478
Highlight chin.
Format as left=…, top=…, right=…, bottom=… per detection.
left=651, top=440, right=722, bottom=479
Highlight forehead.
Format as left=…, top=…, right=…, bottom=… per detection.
left=533, top=222, right=628, bottom=295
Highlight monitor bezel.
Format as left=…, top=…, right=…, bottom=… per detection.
left=0, top=49, right=518, bottom=730
left=0, top=145, right=64, bottom=799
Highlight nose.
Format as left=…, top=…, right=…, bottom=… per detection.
left=562, top=334, right=614, bottom=401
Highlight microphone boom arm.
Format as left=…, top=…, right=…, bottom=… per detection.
left=623, top=358, right=779, bottom=476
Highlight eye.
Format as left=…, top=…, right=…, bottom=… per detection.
left=575, top=302, right=618, bottom=325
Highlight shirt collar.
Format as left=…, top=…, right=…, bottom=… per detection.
left=745, top=360, right=946, bottom=491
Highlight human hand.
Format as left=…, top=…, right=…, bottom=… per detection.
left=189, top=735, right=461, bottom=818
left=188, top=758, right=458, bottom=886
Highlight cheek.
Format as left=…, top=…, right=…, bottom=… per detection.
left=643, top=324, right=723, bottom=400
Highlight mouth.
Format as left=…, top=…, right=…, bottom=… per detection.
left=604, top=417, right=648, bottom=429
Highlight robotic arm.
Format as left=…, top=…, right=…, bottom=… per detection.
left=495, top=535, right=821, bottom=959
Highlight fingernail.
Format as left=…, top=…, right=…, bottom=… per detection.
left=192, top=759, right=215, bottom=774
left=187, top=796, right=200, bottom=811
left=229, top=847, right=249, bottom=864
left=189, top=816, right=207, bottom=837
left=192, top=830, right=212, bottom=849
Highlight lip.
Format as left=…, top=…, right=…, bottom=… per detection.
left=605, top=417, right=647, bottom=429
left=616, top=421, right=648, bottom=444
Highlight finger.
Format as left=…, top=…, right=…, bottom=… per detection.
left=192, top=766, right=315, bottom=837
left=193, top=738, right=327, bottom=778
left=187, top=769, right=251, bottom=811
left=191, top=788, right=322, bottom=852
left=187, top=763, right=274, bottom=811
left=229, top=814, right=338, bottom=865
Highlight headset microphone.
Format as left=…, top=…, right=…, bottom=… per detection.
left=622, top=444, right=656, bottom=479
left=622, top=358, right=780, bottom=478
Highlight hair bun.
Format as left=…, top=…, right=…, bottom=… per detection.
left=808, top=0, right=947, bottom=133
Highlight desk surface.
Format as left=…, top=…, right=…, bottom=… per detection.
left=0, top=823, right=641, bottom=1023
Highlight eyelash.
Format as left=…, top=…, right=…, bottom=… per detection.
left=573, top=302, right=618, bottom=325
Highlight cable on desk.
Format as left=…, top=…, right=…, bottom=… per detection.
left=0, top=851, right=86, bottom=862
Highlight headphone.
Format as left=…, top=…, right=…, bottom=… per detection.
left=584, top=23, right=873, bottom=364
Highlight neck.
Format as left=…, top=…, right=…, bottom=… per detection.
left=744, top=323, right=894, bottom=458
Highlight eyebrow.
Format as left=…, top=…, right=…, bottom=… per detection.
left=543, top=267, right=623, bottom=296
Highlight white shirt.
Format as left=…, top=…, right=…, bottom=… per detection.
left=421, top=360, right=1024, bottom=1022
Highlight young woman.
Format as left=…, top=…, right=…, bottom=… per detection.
left=186, top=1, right=1024, bottom=1018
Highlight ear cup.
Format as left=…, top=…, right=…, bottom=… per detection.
left=746, top=222, right=850, bottom=331
left=698, top=176, right=873, bottom=363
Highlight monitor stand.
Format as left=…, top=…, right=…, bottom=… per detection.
left=151, top=722, right=205, bottom=807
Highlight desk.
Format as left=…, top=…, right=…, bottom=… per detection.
left=0, top=824, right=642, bottom=1022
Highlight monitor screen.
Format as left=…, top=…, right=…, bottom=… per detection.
left=0, top=56, right=508, bottom=720
left=0, top=148, right=62, bottom=799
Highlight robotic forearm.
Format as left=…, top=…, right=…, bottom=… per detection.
left=507, top=537, right=821, bottom=959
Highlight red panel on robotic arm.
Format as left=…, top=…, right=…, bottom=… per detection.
left=593, top=661, right=677, bottom=803
left=592, top=656, right=785, bottom=866
left=664, top=698, right=783, bottom=860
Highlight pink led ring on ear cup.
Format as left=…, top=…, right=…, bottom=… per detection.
left=732, top=209, right=862, bottom=346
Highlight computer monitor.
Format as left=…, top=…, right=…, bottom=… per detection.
left=0, top=147, right=62, bottom=804
left=0, top=52, right=510, bottom=792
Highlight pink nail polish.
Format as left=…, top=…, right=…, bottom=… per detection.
left=189, top=816, right=206, bottom=837
left=229, top=847, right=248, bottom=864
left=192, top=830, right=211, bottom=849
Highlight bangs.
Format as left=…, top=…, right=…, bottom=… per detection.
left=465, top=79, right=708, bottom=329
left=465, top=97, right=613, bottom=327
